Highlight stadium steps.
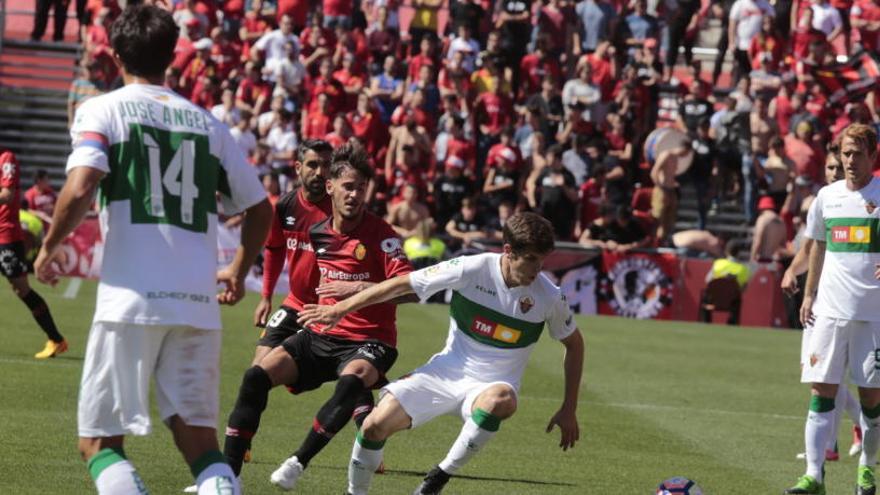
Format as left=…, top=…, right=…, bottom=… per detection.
left=0, top=86, right=74, bottom=188
left=0, top=38, right=81, bottom=90
left=0, top=34, right=81, bottom=185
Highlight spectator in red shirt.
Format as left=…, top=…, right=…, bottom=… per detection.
left=439, top=50, right=473, bottom=96
left=748, top=16, right=784, bottom=70
left=366, top=6, right=399, bottom=70
left=171, top=20, right=200, bottom=71
left=442, top=115, right=477, bottom=177
left=239, top=0, right=271, bottom=59
left=851, top=0, right=880, bottom=52
left=475, top=76, right=513, bottom=170
left=308, top=57, right=346, bottom=114
left=486, top=126, right=522, bottom=171
left=277, top=0, right=309, bottom=31
left=209, top=27, right=242, bottom=80
left=785, top=121, right=825, bottom=184
left=236, top=61, right=272, bottom=115
left=303, top=92, right=334, bottom=139
left=23, top=169, right=57, bottom=219
left=349, top=91, right=389, bottom=156
left=519, top=40, right=562, bottom=99
left=325, top=113, right=353, bottom=147
left=180, top=38, right=216, bottom=99
left=333, top=53, right=366, bottom=112
left=407, top=35, right=438, bottom=82
left=324, top=0, right=354, bottom=29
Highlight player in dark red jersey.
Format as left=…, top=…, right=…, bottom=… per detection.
left=222, top=142, right=412, bottom=491
left=220, top=139, right=376, bottom=479
left=0, top=148, right=66, bottom=358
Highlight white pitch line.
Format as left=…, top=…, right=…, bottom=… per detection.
left=0, top=357, right=81, bottom=368
left=522, top=395, right=803, bottom=421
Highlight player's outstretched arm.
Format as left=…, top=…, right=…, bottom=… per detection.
left=297, top=273, right=415, bottom=329
left=218, top=198, right=272, bottom=305
left=546, top=329, right=584, bottom=451
left=35, top=166, right=105, bottom=285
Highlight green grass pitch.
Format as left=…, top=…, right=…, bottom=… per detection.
left=0, top=278, right=864, bottom=493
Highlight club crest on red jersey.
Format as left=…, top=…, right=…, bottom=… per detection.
left=354, top=243, right=366, bottom=260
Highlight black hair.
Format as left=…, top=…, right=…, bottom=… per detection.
left=110, top=5, right=179, bottom=79
left=297, top=139, right=333, bottom=162
left=33, top=169, right=49, bottom=181
left=330, top=141, right=374, bottom=180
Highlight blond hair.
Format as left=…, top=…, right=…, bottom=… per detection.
left=841, top=123, right=878, bottom=156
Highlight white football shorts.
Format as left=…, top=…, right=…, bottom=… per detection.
left=801, top=316, right=880, bottom=388
left=382, top=358, right=518, bottom=428
left=78, top=321, right=221, bottom=437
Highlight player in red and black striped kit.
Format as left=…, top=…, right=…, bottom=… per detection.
left=223, top=142, right=412, bottom=491
left=0, top=148, right=66, bottom=358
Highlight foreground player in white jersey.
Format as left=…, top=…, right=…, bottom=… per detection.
left=786, top=123, right=880, bottom=495
left=33, top=5, right=272, bottom=494
left=298, top=212, right=584, bottom=495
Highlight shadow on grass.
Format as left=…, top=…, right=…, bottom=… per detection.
left=314, top=464, right=578, bottom=488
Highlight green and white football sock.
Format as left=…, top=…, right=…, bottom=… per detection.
left=190, top=450, right=239, bottom=495
left=859, top=402, right=880, bottom=468
left=438, top=408, right=500, bottom=475
left=348, top=431, right=385, bottom=495
left=805, top=396, right=835, bottom=482
left=88, top=447, right=148, bottom=495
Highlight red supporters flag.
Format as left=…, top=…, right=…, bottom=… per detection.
left=810, top=50, right=880, bottom=104
left=597, top=251, right=679, bottom=320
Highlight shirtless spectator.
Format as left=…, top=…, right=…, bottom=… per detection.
left=751, top=195, right=789, bottom=261
left=386, top=184, right=431, bottom=237
left=672, top=229, right=725, bottom=257
left=650, top=143, right=692, bottom=243
left=747, top=96, right=778, bottom=222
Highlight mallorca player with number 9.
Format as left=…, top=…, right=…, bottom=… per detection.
left=34, top=5, right=272, bottom=495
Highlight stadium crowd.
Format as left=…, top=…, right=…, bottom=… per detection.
left=53, top=0, right=880, bottom=263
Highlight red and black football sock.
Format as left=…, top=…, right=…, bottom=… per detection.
left=21, top=289, right=63, bottom=342
left=224, top=366, right=272, bottom=475
left=293, top=374, right=366, bottom=468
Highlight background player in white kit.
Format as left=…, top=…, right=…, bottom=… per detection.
left=786, top=123, right=880, bottom=495
left=33, top=5, right=272, bottom=495
left=298, top=212, right=584, bottom=495
left=785, top=149, right=863, bottom=462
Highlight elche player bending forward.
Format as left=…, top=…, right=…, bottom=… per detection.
left=223, top=142, right=413, bottom=491
left=299, top=212, right=584, bottom=495
left=218, top=139, right=382, bottom=484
